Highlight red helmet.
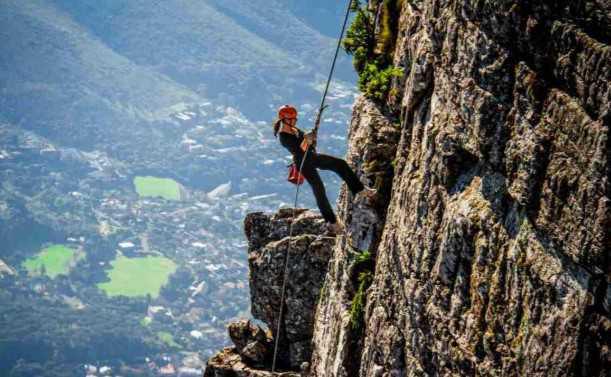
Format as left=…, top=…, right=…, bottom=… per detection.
left=278, top=105, right=297, bottom=120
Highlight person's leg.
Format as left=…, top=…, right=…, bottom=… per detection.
left=313, top=153, right=364, bottom=195
left=300, top=161, right=337, bottom=224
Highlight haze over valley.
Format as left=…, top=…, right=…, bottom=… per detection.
left=0, top=1, right=357, bottom=376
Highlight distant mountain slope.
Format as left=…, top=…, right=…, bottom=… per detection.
left=0, top=0, right=200, bottom=146
left=1, top=0, right=354, bottom=147
left=204, top=0, right=355, bottom=81
left=0, top=0, right=357, bottom=189
left=49, top=0, right=299, bottom=70
left=47, top=0, right=350, bottom=117
left=204, top=0, right=333, bottom=65
left=285, top=0, right=350, bottom=37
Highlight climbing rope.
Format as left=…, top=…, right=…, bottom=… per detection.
left=271, top=0, right=353, bottom=372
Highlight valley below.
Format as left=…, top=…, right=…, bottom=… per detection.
left=0, top=1, right=357, bottom=376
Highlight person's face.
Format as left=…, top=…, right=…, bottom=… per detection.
left=283, top=117, right=297, bottom=126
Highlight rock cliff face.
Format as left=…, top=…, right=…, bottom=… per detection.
left=204, top=210, right=334, bottom=376
left=310, top=1, right=609, bottom=376
left=206, top=1, right=609, bottom=376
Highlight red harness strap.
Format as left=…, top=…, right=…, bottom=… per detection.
left=279, top=123, right=307, bottom=185
left=287, top=163, right=305, bottom=185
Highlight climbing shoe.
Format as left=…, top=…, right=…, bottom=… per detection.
left=355, top=187, right=377, bottom=203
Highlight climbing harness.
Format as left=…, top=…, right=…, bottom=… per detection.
left=271, top=0, right=353, bottom=372
left=276, top=119, right=306, bottom=185
left=287, top=163, right=305, bottom=185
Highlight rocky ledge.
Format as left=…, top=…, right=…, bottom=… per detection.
left=204, top=209, right=334, bottom=376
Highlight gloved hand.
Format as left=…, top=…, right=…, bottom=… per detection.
left=300, top=131, right=318, bottom=151
left=304, top=131, right=317, bottom=145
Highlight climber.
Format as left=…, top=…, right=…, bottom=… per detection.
left=273, top=105, right=375, bottom=234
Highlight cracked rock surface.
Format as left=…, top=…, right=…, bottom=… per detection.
left=204, top=210, right=334, bottom=376
left=310, top=1, right=609, bottom=376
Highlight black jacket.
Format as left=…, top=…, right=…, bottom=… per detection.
left=278, top=129, right=313, bottom=163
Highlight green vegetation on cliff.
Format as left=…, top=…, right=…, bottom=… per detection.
left=358, top=63, right=404, bottom=101
left=343, top=0, right=404, bottom=101
left=348, top=249, right=374, bottom=330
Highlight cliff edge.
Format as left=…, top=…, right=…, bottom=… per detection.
left=206, top=0, right=609, bottom=376
left=204, top=209, right=334, bottom=376
left=311, top=1, right=609, bottom=376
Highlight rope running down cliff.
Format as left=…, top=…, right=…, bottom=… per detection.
left=271, top=0, right=353, bottom=372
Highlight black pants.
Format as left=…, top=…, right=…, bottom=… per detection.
left=295, top=151, right=364, bottom=223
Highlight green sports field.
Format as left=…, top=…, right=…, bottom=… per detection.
left=133, top=176, right=181, bottom=201
left=23, top=245, right=79, bottom=278
left=98, top=255, right=177, bottom=298
left=157, top=331, right=181, bottom=348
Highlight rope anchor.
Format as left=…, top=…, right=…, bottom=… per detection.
left=271, top=0, right=353, bottom=372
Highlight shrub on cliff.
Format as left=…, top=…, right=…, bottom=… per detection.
left=348, top=249, right=374, bottom=330
left=343, top=4, right=375, bottom=73
left=358, top=63, right=404, bottom=100
left=343, top=0, right=404, bottom=102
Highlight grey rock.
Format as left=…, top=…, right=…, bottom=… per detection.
left=204, top=348, right=300, bottom=377
left=309, top=1, right=609, bottom=376
left=228, top=320, right=271, bottom=366
left=248, top=211, right=335, bottom=369
left=309, top=97, right=400, bottom=377
left=205, top=210, right=334, bottom=375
